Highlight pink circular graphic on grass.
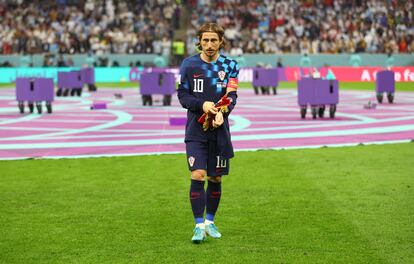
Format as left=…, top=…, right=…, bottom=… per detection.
left=0, top=88, right=413, bottom=159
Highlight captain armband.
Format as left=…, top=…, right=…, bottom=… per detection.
left=227, top=78, right=238, bottom=90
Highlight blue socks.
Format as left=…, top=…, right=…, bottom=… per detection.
left=190, top=179, right=205, bottom=224
left=190, top=179, right=222, bottom=224
left=206, top=180, right=221, bottom=221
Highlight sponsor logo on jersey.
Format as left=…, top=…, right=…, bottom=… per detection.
left=193, top=74, right=204, bottom=78
left=218, top=71, right=226, bottom=81
left=217, top=82, right=227, bottom=88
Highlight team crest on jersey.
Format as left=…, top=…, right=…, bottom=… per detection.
left=188, top=156, right=195, bottom=167
left=218, top=71, right=226, bottom=81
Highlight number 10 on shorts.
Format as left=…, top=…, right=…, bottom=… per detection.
left=216, top=156, right=227, bottom=168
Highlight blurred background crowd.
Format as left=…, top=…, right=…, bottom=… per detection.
left=0, top=0, right=178, bottom=56
left=187, top=0, right=414, bottom=55
left=0, top=0, right=412, bottom=66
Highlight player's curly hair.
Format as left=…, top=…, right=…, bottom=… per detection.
left=196, top=22, right=227, bottom=51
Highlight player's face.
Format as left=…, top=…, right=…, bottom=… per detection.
left=200, top=32, right=222, bottom=60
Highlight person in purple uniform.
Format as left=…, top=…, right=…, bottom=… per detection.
left=177, top=22, right=239, bottom=244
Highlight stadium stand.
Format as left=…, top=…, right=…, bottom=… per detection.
left=186, top=0, right=414, bottom=56
left=0, top=0, right=179, bottom=56
left=0, top=0, right=412, bottom=67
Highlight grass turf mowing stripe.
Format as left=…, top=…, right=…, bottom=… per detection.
left=0, top=143, right=413, bottom=263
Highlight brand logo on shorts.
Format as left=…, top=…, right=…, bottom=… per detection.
left=218, top=71, right=226, bottom=81
left=188, top=156, right=195, bottom=167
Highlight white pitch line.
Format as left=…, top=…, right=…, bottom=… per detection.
left=15, top=119, right=171, bottom=124
left=237, top=115, right=414, bottom=133
left=10, top=109, right=133, bottom=140
left=1, top=124, right=414, bottom=150
left=1, top=139, right=413, bottom=161
left=0, top=126, right=70, bottom=132
left=0, top=131, right=185, bottom=141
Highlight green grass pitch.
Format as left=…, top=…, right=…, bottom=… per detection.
left=1, top=143, right=413, bottom=263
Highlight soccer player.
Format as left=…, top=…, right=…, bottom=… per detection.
left=177, top=22, right=239, bottom=244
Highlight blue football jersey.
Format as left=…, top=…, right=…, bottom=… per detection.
left=177, top=53, right=239, bottom=142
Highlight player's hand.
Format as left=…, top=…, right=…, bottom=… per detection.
left=212, top=111, right=223, bottom=128
left=202, top=101, right=217, bottom=114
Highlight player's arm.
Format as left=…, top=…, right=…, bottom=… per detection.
left=177, top=62, right=206, bottom=113
left=223, top=63, right=240, bottom=117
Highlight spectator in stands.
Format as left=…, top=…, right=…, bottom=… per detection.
left=235, top=54, right=247, bottom=67
left=349, top=53, right=362, bottom=67
left=172, top=38, right=185, bottom=66
left=20, top=51, right=32, bottom=67
left=186, top=0, right=413, bottom=55
left=300, top=53, right=312, bottom=67
left=42, top=53, right=55, bottom=67
left=276, top=57, right=283, bottom=68
left=0, top=0, right=177, bottom=56
left=0, top=0, right=412, bottom=57
left=85, top=53, right=95, bottom=67
left=66, top=57, right=74, bottom=67
left=57, top=54, right=66, bottom=67
left=153, top=53, right=168, bottom=67
left=1, top=61, right=13, bottom=67
left=385, top=52, right=395, bottom=68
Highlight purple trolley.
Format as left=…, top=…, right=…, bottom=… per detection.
left=16, top=77, right=54, bottom=114
left=57, top=70, right=83, bottom=97
left=140, top=72, right=176, bottom=106
left=252, top=68, right=279, bottom=95
left=297, top=78, right=339, bottom=119
left=376, top=70, right=395, bottom=103
left=81, top=67, right=97, bottom=92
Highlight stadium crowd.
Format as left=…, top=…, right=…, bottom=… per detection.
left=187, top=0, right=414, bottom=56
left=0, top=0, right=413, bottom=58
left=0, top=0, right=179, bottom=56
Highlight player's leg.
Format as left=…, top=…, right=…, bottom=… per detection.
left=205, top=142, right=230, bottom=238
left=186, top=141, right=208, bottom=243
left=190, top=169, right=207, bottom=243
left=205, top=175, right=222, bottom=238
left=190, top=169, right=206, bottom=225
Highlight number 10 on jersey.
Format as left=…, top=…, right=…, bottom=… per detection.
left=193, top=79, right=204, bottom=92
